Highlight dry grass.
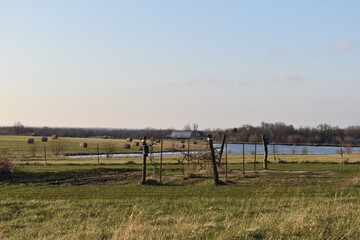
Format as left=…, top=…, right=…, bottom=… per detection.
left=0, top=159, right=19, bottom=173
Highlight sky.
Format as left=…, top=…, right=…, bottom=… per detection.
left=1, top=1, right=359, bottom=130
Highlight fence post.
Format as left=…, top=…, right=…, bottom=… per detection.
left=97, top=144, right=100, bottom=164
left=254, top=142, right=257, bottom=173
left=218, top=134, right=226, bottom=166
left=262, top=135, right=269, bottom=169
left=142, top=137, right=148, bottom=185
left=208, top=134, right=220, bottom=185
left=160, top=139, right=163, bottom=183
left=225, top=141, right=228, bottom=181
left=44, top=145, right=47, bottom=165
left=242, top=140, right=245, bottom=175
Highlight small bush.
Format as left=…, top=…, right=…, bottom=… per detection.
left=0, top=159, right=20, bottom=173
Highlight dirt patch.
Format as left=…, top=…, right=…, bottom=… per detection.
left=0, top=168, right=142, bottom=185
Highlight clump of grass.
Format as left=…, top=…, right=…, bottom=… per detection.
left=113, top=206, right=143, bottom=240
left=276, top=158, right=288, bottom=163
left=0, top=159, right=20, bottom=173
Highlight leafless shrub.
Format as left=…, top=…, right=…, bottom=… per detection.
left=28, top=143, right=37, bottom=157
left=346, top=144, right=352, bottom=154
left=102, top=142, right=117, bottom=158
left=0, top=159, right=19, bottom=173
left=50, top=138, right=67, bottom=156
left=301, top=146, right=308, bottom=155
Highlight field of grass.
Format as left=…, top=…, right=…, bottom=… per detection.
left=2, top=154, right=360, bottom=239
left=0, top=135, right=207, bottom=158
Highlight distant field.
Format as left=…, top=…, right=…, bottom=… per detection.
left=1, top=161, right=360, bottom=239
left=0, top=135, right=207, bottom=157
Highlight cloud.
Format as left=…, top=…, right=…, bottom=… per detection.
left=274, top=73, right=303, bottom=84
left=331, top=40, right=354, bottom=52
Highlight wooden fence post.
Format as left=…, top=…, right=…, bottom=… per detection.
left=218, top=135, right=226, bottom=166
left=225, top=141, right=228, bottom=181
left=208, top=134, right=220, bottom=185
left=160, top=139, right=163, bottom=183
left=142, top=137, right=148, bottom=185
left=44, top=145, right=47, bottom=165
left=97, top=144, right=100, bottom=164
left=242, top=140, right=245, bottom=175
left=262, top=135, right=269, bottom=169
left=254, top=142, right=257, bottom=173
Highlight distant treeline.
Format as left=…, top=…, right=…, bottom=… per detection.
left=2, top=121, right=360, bottom=145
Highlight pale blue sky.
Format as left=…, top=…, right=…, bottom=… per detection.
left=1, top=1, right=359, bottom=129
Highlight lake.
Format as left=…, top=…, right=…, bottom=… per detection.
left=219, top=143, right=359, bottom=155
left=68, top=143, right=358, bottom=158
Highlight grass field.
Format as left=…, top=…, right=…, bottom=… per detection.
left=0, top=135, right=207, bottom=158
left=2, top=153, right=360, bottom=239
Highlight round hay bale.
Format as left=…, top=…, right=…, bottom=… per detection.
left=27, top=138, right=34, bottom=144
left=80, top=143, right=88, bottom=148
left=126, top=138, right=133, bottom=142
left=133, top=142, right=140, bottom=146
left=31, top=133, right=37, bottom=136
left=193, top=140, right=198, bottom=144
left=52, top=135, right=58, bottom=139
left=41, top=137, right=48, bottom=142
left=156, top=139, right=161, bottom=143
left=180, top=140, right=185, bottom=143
left=138, top=146, right=144, bottom=151
left=179, top=144, right=185, bottom=148
left=123, top=144, right=131, bottom=149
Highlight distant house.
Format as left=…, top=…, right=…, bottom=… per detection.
left=170, top=130, right=205, bottom=139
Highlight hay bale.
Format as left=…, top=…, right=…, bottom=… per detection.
left=28, top=138, right=34, bottom=144
left=123, top=144, right=131, bottom=149
left=193, top=140, right=198, bottom=144
left=31, top=133, right=37, bottom=136
left=41, top=137, right=48, bottom=142
left=138, top=146, right=144, bottom=151
left=126, top=138, right=133, bottom=142
left=179, top=144, right=185, bottom=148
left=156, top=139, right=161, bottom=143
left=52, top=135, right=58, bottom=139
left=180, top=140, right=185, bottom=143
left=80, top=142, right=88, bottom=148
left=276, top=158, right=287, bottom=163
left=133, top=142, right=140, bottom=146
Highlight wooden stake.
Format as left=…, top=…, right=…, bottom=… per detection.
left=44, top=145, right=47, bottom=165
left=97, top=144, right=100, bottom=164
left=262, top=135, right=268, bottom=169
left=208, top=135, right=219, bottom=185
left=254, top=142, right=257, bottom=173
left=225, top=142, right=228, bottom=181
left=242, top=140, right=245, bottom=176
left=142, top=137, right=147, bottom=185
left=160, top=139, right=163, bottom=183
left=218, top=134, right=227, bottom=166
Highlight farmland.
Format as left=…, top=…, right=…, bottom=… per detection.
left=1, top=136, right=360, bottom=239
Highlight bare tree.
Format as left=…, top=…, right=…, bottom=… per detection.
left=192, top=123, right=199, bottom=131
left=13, top=121, right=24, bottom=135
left=183, top=124, right=191, bottom=131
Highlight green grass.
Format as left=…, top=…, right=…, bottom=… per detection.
left=1, top=160, right=360, bottom=239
